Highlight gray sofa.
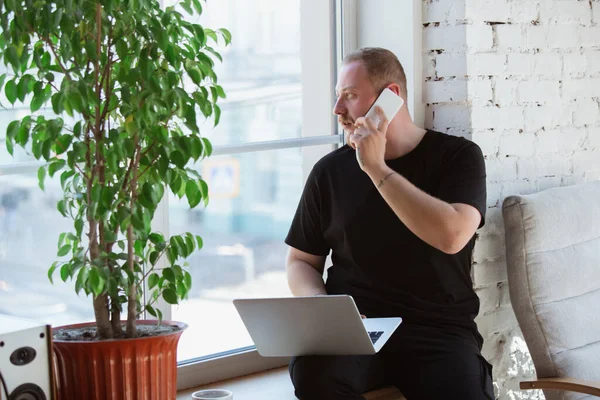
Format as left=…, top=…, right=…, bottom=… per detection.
left=502, top=180, right=600, bottom=400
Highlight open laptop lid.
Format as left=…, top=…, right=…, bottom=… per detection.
left=233, top=295, right=401, bottom=357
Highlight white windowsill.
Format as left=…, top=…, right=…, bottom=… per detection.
left=177, top=366, right=404, bottom=400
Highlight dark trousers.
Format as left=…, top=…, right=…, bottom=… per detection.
left=289, top=323, right=494, bottom=400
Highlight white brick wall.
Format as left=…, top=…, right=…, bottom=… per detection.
left=422, top=0, right=600, bottom=398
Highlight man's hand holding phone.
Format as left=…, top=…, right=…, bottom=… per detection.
left=348, top=106, right=389, bottom=174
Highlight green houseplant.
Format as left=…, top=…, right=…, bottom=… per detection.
left=0, top=0, right=230, bottom=397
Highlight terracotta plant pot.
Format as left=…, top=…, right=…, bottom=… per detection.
left=52, top=320, right=187, bottom=400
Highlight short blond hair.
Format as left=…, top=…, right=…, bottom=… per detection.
left=343, top=47, right=407, bottom=99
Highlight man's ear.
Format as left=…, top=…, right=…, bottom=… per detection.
left=386, top=83, right=402, bottom=97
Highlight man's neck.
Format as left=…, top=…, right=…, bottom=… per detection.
left=384, top=121, right=427, bottom=160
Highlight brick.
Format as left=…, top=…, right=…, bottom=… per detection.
left=588, top=127, right=600, bottom=149
left=472, top=106, right=524, bottom=129
left=558, top=126, right=588, bottom=152
left=526, top=26, right=548, bottom=49
left=517, top=158, right=537, bottom=179
left=485, top=155, right=518, bottom=182
left=423, top=0, right=466, bottom=23
left=466, top=0, right=511, bottom=22
left=467, top=54, right=507, bottom=76
left=518, top=80, right=561, bottom=103
left=564, top=52, right=588, bottom=76
left=482, top=206, right=505, bottom=235
left=473, top=233, right=506, bottom=262
left=586, top=50, right=600, bottom=75
left=524, top=104, right=573, bottom=131
left=573, top=100, right=599, bottom=126
left=424, top=53, right=437, bottom=79
left=510, top=0, right=540, bottom=23
left=423, top=25, right=466, bottom=51
left=476, top=307, right=519, bottom=341
left=547, top=25, right=580, bottom=49
left=534, top=53, right=563, bottom=77
left=424, top=80, right=468, bottom=103
left=498, top=132, right=536, bottom=156
left=564, top=79, right=597, bottom=99
left=500, top=179, right=538, bottom=199
left=537, top=175, right=564, bottom=191
left=472, top=130, right=500, bottom=157
left=540, top=0, right=591, bottom=24
left=466, top=25, right=494, bottom=50
left=573, top=150, right=600, bottom=174
left=580, top=27, right=600, bottom=48
left=495, top=25, right=525, bottom=50
left=485, top=182, right=502, bottom=208
left=536, top=155, right=572, bottom=177
left=507, top=54, right=535, bottom=76
left=476, top=282, right=511, bottom=315
left=536, top=129, right=562, bottom=155
left=431, top=104, right=472, bottom=130
left=436, top=52, right=468, bottom=77
left=469, top=79, right=493, bottom=103
left=494, top=80, right=518, bottom=105
left=424, top=104, right=434, bottom=129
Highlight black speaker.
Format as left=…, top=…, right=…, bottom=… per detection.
left=0, top=315, right=54, bottom=400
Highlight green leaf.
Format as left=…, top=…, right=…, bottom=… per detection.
left=6, top=45, right=20, bottom=72
left=0, top=74, right=6, bottom=89
left=201, top=138, right=213, bottom=157
left=217, top=28, right=232, bottom=45
left=163, top=267, right=176, bottom=283
left=75, top=218, right=84, bottom=237
left=162, top=288, right=178, bottom=304
left=192, top=0, right=202, bottom=14
left=148, top=273, right=160, bottom=289
left=48, top=262, right=59, bottom=284
left=31, top=94, right=45, bottom=112
left=179, top=0, right=193, bottom=15
left=38, top=166, right=46, bottom=191
left=183, top=271, right=192, bottom=289
left=89, top=268, right=105, bottom=296
left=149, top=233, right=164, bottom=244
left=196, top=235, right=203, bottom=249
left=57, top=199, right=67, bottom=216
left=170, top=150, right=186, bottom=169
left=214, top=104, right=221, bottom=126
left=5, top=80, right=17, bottom=104
left=60, top=263, right=71, bottom=282
left=57, top=244, right=71, bottom=257
left=185, top=180, right=201, bottom=208
left=75, top=267, right=89, bottom=295
left=49, top=159, right=66, bottom=177
left=146, top=305, right=157, bottom=317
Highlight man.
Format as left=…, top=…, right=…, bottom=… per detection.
left=285, top=47, right=492, bottom=399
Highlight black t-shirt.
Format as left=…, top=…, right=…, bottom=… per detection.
left=285, top=130, right=487, bottom=339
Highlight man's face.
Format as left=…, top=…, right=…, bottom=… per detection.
left=333, top=61, right=378, bottom=134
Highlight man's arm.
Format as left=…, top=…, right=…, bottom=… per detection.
left=286, top=246, right=328, bottom=296
left=368, top=166, right=481, bottom=254
left=349, top=108, right=482, bottom=254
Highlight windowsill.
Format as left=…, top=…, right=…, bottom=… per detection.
left=177, top=366, right=405, bottom=400
left=177, top=366, right=295, bottom=399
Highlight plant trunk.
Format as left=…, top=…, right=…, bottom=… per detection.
left=93, top=294, right=113, bottom=338
left=90, top=218, right=113, bottom=339
left=126, top=224, right=137, bottom=338
left=111, top=308, right=121, bottom=337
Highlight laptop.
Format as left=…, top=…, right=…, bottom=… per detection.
left=233, top=295, right=402, bottom=357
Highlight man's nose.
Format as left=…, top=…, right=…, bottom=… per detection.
left=333, top=98, right=345, bottom=116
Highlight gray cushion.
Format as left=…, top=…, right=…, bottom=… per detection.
left=502, top=180, right=600, bottom=400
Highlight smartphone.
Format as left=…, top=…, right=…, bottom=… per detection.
left=364, top=87, right=404, bottom=127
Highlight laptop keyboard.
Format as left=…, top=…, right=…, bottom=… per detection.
left=368, top=331, right=384, bottom=344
